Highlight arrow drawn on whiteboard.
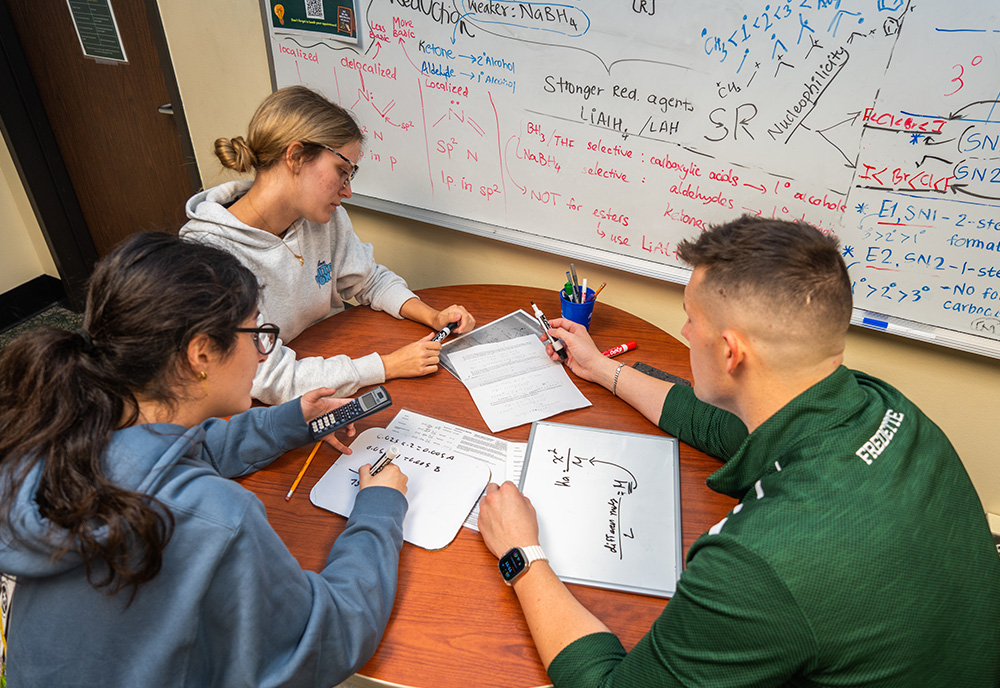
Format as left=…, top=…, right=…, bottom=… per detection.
left=585, top=458, right=639, bottom=491
left=503, top=135, right=527, bottom=195
left=948, top=100, right=1000, bottom=122
left=813, top=111, right=863, bottom=168
left=397, top=37, right=427, bottom=76
left=949, top=183, right=1000, bottom=201
left=921, top=136, right=955, bottom=146
left=350, top=78, right=413, bottom=131
left=915, top=155, right=952, bottom=168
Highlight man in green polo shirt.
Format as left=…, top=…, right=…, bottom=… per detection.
left=478, top=215, right=1000, bottom=687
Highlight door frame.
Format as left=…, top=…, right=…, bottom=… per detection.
left=0, top=0, right=200, bottom=310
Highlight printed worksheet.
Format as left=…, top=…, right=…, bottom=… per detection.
left=447, top=334, right=591, bottom=432
left=386, top=409, right=526, bottom=530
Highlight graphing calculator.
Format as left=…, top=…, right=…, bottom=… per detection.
left=309, top=386, right=392, bottom=440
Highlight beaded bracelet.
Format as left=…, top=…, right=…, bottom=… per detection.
left=612, top=362, right=626, bottom=397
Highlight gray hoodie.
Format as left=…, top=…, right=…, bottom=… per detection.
left=0, top=399, right=407, bottom=687
left=180, top=181, right=417, bottom=404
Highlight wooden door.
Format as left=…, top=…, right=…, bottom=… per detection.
left=5, top=0, right=196, bottom=256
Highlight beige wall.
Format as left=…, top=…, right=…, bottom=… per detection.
left=156, top=1, right=999, bottom=515
left=0, top=141, right=57, bottom=292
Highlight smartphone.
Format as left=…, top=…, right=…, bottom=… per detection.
left=309, top=386, right=392, bottom=440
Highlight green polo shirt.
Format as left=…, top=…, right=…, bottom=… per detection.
left=548, top=366, right=1000, bottom=687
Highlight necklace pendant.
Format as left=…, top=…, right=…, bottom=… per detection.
left=298, top=256, right=304, bottom=266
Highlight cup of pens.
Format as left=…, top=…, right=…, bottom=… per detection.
left=560, top=287, right=596, bottom=329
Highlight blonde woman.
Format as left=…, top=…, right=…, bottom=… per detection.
left=181, top=86, right=474, bottom=405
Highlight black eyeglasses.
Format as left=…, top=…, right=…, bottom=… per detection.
left=308, top=142, right=359, bottom=186
left=235, top=323, right=280, bottom=355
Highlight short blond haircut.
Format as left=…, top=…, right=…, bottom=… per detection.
left=214, top=86, right=363, bottom=173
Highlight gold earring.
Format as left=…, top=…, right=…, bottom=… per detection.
left=198, top=370, right=209, bottom=396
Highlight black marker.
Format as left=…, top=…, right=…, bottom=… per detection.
left=431, top=320, right=461, bottom=342
left=530, top=301, right=568, bottom=361
left=371, top=445, right=400, bottom=476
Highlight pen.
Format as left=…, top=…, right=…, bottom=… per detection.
left=530, top=301, right=568, bottom=361
left=285, top=441, right=323, bottom=501
left=371, top=445, right=401, bottom=476
left=602, top=341, right=637, bottom=357
left=593, top=282, right=607, bottom=299
left=582, top=278, right=588, bottom=303
left=570, top=263, right=580, bottom=302
left=431, top=320, right=461, bottom=342
left=563, top=281, right=574, bottom=300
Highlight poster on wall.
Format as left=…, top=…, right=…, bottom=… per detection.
left=268, top=0, right=357, bottom=43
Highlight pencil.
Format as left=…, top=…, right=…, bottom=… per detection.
left=285, top=441, right=323, bottom=501
left=593, top=282, right=607, bottom=299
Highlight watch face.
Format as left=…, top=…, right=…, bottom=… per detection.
left=499, top=548, right=526, bottom=582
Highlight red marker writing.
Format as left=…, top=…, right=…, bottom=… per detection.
left=602, top=341, right=637, bottom=357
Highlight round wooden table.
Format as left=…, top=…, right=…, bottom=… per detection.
left=236, top=285, right=736, bottom=688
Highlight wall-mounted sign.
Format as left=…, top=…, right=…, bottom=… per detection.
left=66, top=0, right=127, bottom=63
left=269, top=0, right=357, bottom=43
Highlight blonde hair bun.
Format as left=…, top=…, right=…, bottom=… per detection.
left=214, top=135, right=258, bottom=174
left=216, top=87, right=363, bottom=173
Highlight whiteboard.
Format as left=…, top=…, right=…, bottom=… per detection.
left=519, top=421, right=682, bottom=598
left=262, top=0, right=1000, bottom=359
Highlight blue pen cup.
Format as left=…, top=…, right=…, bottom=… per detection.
left=559, top=288, right=595, bottom=330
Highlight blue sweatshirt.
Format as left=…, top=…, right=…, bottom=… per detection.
left=0, top=399, right=407, bottom=687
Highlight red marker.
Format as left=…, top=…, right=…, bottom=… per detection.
left=602, top=341, right=637, bottom=357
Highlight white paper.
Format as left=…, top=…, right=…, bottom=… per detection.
left=386, top=410, right=526, bottom=530
left=310, top=425, right=492, bottom=550
left=438, top=309, right=542, bottom=379
left=447, top=335, right=591, bottom=432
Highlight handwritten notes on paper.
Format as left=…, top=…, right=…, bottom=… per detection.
left=310, top=422, right=491, bottom=550
left=520, top=421, right=682, bottom=598
left=385, top=409, right=526, bottom=530
left=448, top=334, right=591, bottom=432
left=311, top=410, right=525, bottom=547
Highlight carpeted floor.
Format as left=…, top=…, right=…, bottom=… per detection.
left=0, top=304, right=84, bottom=351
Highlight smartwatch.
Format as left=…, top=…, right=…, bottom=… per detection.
left=498, top=545, right=547, bottom=586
